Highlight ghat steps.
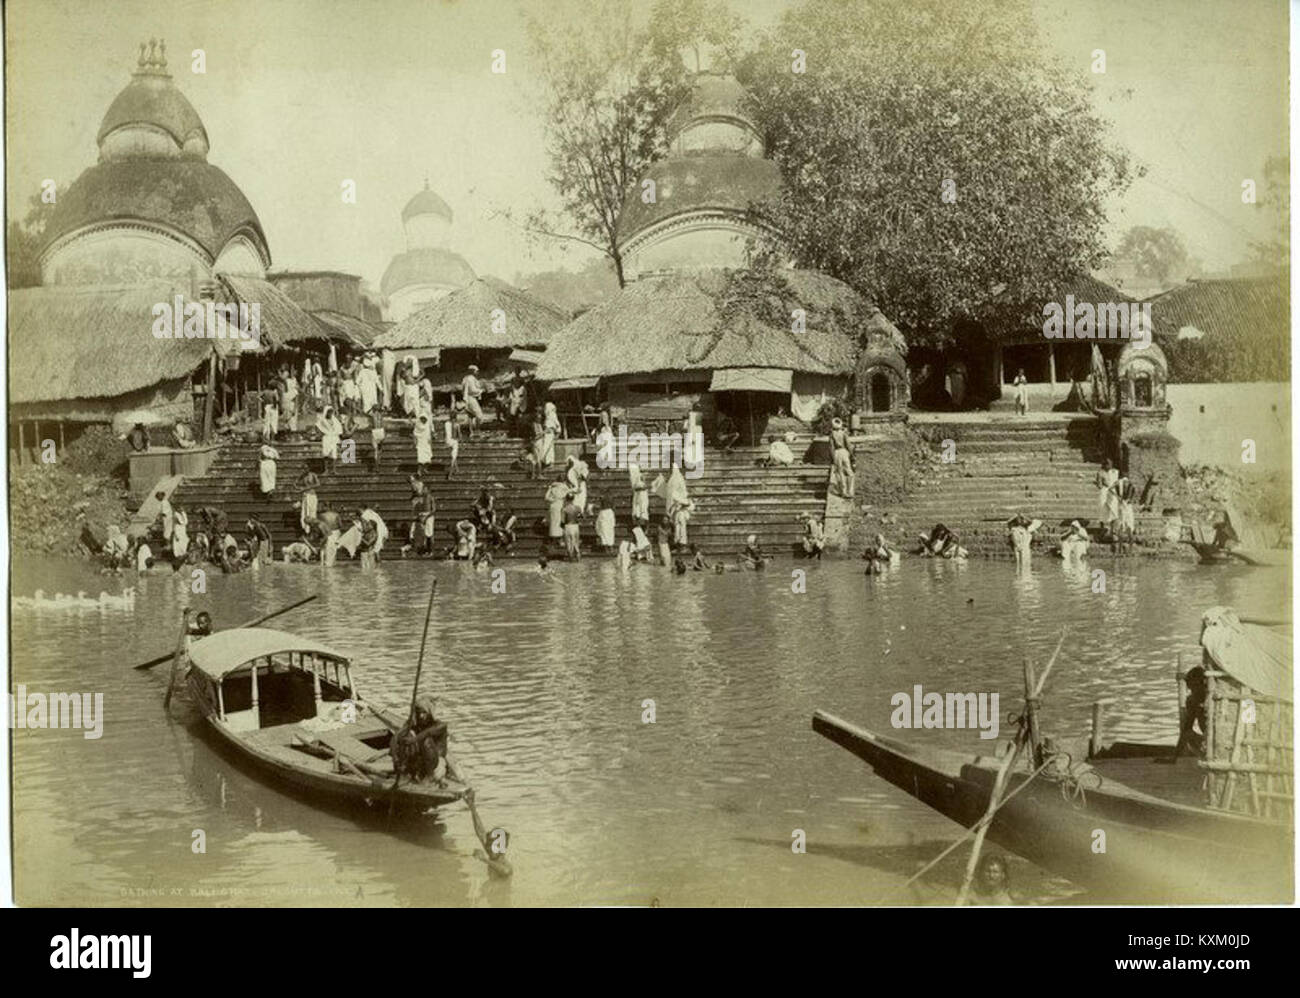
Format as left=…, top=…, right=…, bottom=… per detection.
left=173, top=435, right=829, bottom=558
left=853, top=416, right=1171, bottom=558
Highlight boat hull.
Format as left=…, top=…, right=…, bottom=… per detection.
left=813, top=710, right=1293, bottom=903
left=188, top=674, right=466, bottom=814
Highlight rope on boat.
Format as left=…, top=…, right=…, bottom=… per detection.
left=902, top=755, right=1056, bottom=895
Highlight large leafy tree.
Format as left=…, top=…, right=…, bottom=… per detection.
left=6, top=190, right=58, bottom=289
left=524, top=0, right=740, bottom=286
left=740, top=0, right=1136, bottom=346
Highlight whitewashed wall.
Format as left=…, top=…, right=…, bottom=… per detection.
left=1168, top=382, right=1291, bottom=472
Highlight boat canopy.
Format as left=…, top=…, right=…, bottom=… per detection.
left=188, top=627, right=350, bottom=681
left=1201, top=607, right=1293, bottom=701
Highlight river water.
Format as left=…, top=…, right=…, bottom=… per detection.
left=8, top=553, right=1289, bottom=906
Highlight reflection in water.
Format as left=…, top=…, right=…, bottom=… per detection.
left=9, top=553, right=1289, bottom=906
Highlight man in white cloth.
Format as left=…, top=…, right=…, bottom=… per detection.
left=462, top=365, right=485, bottom=433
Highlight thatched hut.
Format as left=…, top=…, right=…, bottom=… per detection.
left=535, top=268, right=882, bottom=441
left=372, top=276, right=569, bottom=406
left=7, top=280, right=244, bottom=459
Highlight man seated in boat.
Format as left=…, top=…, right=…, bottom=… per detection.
left=391, top=696, right=450, bottom=783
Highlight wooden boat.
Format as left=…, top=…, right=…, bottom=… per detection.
left=1188, top=541, right=1287, bottom=567
left=185, top=627, right=468, bottom=814
left=813, top=609, right=1293, bottom=903
left=812, top=711, right=1292, bottom=903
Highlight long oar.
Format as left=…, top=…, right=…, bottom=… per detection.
left=388, top=580, right=439, bottom=814
left=134, top=594, right=319, bottom=669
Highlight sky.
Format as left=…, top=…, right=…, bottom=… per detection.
left=3, top=0, right=1289, bottom=293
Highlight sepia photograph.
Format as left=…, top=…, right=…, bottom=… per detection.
left=1, top=0, right=1294, bottom=932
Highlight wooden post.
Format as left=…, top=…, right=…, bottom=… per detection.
left=1089, top=701, right=1108, bottom=759
left=1023, top=658, right=1042, bottom=766
left=17, top=421, right=24, bottom=466
left=58, top=422, right=65, bottom=454
left=250, top=657, right=260, bottom=728
left=311, top=661, right=322, bottom=715
left=163, top=608, right=191, bottom=711
left=203, top=351, right=218, bottom=443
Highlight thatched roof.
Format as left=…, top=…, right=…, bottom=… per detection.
left=218, top=275, right=322, bottom=349
left=310, top=309, right=379, bottom=347
left=373, top=276, right=569, bottom=351
left=41, top=159, right=267, bottom=264
left=7, top=281, right=224, bottom=404
left=535, top=269, right=865, bottom=381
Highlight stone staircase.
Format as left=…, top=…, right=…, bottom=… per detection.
left=850, top=416, right=1170, bottom=557
left=172, top=432, right=829, bottom=558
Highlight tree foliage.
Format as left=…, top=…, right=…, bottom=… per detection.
left=525, top=0, right=741, bottom=286
left=1115, top=225, right=1192, bottom=286
left=6, top=189, right=58, bottom=289
left=741, top=0, right=1136, bottom=347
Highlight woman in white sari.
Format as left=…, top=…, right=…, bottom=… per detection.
left=566, top=454, right=590, bottom=514
left=259, top=444, right=279, bottom=495
left=413, top=414, right=434, bottom=468
left=317, top=407, right=342, bottom=470
left=171, top=509, right=189, bottom=562
left=401, top=367, right=420, bottom=417
left=541, top=401, right=560, bottom=468
left=628, top=462, right=649, bottom=524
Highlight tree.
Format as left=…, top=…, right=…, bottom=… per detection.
left=1249, top=154, right=1288, bottom=267
left=740, top=0, right=1136, bottom=346
left=6, top=189, right=59, bottom=289
left=1115, top=226, right=1192, bottom=286
left=523, top=0, right=740, bottom=286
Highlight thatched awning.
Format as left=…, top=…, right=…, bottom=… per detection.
left=372, top=277, right=569, bottom=351
left=310, top=309, right=379, bottom=347
left=535, top=269, right=863, bottom=382
left=218, top=274, right=322, bottom=349
left=7, top=281, right=229, bottom=405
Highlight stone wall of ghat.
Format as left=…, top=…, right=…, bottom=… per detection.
left=1166, top=382, right=1290, bottom=473
left=839, top=416, right=1176, bottom=558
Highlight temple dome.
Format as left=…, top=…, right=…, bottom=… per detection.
left=38, top=41, right=269, bottom=283
left=42, top=159, right=268, bottom=264
left=402, top=183, right=453, bottom=224
left=97, top=39, right=209, bottom=160
left=381, top=247, right=476, bottom=298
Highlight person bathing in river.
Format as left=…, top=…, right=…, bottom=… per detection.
left=595, top=495, right=616, bottom=551
left=246, top=515, right=273, bottom=568
left=1059, top=519, right=1090, bottom=564
left=690, top=544, right=710, bottom=571
left=562, top=493, right=583, bottom=562
left=1007, top=514, right=1041, bottom=566
left=740, top=534, right=770, bottom=570
left=800, top=513, right=826, bottom=560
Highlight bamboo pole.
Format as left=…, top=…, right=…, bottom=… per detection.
left=163, top=608, right=191, bottom=711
